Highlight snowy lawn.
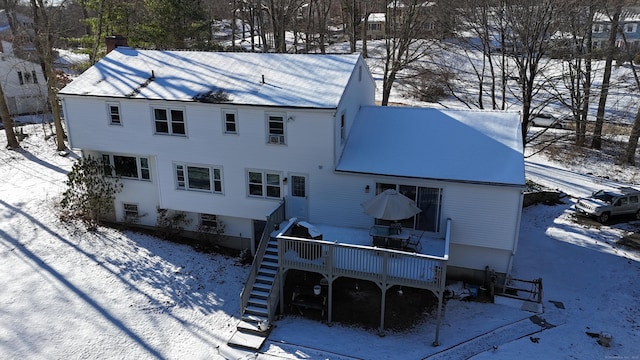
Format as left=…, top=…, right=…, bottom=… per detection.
left=1, top=125, right=639, bottom=359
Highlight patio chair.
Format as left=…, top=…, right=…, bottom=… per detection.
left=406, top=234, right=422, bottom=252
left=372, top=236, right=386, bottom=247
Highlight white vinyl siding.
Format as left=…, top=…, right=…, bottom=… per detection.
left=445, top=184, right=521, bottom=251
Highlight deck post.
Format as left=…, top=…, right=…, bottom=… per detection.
left=326, top=246, right=334, bottom=325
left=327, top=278, right=333, bottom=325
left=278, top=237, right=285, bottom=317
left=433, top=291, right=443, bottom=346
left=379, top=286, right=386, bottom=336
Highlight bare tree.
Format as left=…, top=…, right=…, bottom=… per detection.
left=264, top=0, right=305, bottom=52
left=380, top=0, right=438, bottom=106
left=313, top=0, right=333, bottom=54
left=592, top=1, right=623, bottom=149
left=340, top=0, right=362, bottom=54
left=500, top=1, right=558, bottom=145
left=30, top=0, right=66, bottom=151
left=549, top=0, right=600, bottom=147
left=618, top=6, right=640, bottom=164
left=454, top=0, right=505, bottom=110
left=0, top=0, right=19, bottom=149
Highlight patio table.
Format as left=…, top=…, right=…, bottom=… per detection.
left=369, top=225, right=411, bottom=250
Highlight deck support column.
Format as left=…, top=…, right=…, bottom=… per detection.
left=327, top=278, right=333, bottom=325
left=379, top=286, right=386, bottom=335
left=433, top=291, right=443, bottom=346
left=279, top=268, right=285, bottom=318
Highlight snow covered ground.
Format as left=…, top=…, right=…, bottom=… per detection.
left=1, top=124, right=639, bottom=360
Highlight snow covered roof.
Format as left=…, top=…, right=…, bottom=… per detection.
left=594, top=8, right=640, bottom=22
left=368, top=13, right=386, bottom=23
left=336, top=106, right=525, bottom=186
left=59, top=48, right=361, bottom=109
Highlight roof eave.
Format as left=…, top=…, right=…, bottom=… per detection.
left=334, top=169, right=526, bottom=188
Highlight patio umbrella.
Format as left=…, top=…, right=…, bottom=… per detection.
left=361, top=189, right=422, bottom=221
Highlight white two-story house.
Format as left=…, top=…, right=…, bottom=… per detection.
left=58, top=47, right=373, bottom=249
left=58, top=47, right=525, bottom=343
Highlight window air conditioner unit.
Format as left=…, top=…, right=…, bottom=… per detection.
left=269, top=135, right=285, bottom=144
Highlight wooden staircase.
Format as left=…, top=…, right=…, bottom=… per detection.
left=243, top=237, right=279, bottom=326
left=228, top=237, right=280, bottom=350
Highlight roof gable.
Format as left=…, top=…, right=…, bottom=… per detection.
left=336, top=106, right=525, bottom=186
left=59, top=48, right=362, bottom=109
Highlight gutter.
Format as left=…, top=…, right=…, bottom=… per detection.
left=334, top=169, right=527, bottom=189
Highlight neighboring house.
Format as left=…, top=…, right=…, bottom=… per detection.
left=0, top=9, right=37, bottom=62
left=592, top=7, right=640, bottom=51
left=58, top=48, right=524, bottom=343
left=385, top=1, right=441, bottom=38
left=366, top=13, right=386, bottom=40
left=53, top=49, right=90, bottom=75
left=0, top=9, right=48, bottom=116
left=0, top=54, right=47, bottom=115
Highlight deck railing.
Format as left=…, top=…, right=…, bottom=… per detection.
left=278, top=235, right=448, bottom=291
left=240, top=201, right=286, bottom=316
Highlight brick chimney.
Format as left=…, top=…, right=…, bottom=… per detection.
left=106, top=35, right=128, bottom=53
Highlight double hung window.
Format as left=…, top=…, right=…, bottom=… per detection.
left=267, top=114, right=285, bottom=145
left=175, top=163, right=222, bottom=193
left=107, top=103, right=121, bottom=125
left=248, top=170, right=281, bottom=198
left=624, top=23, right=638, bottom=33
left=154, top=108, right=186, bottom=135
left=223, top=110, right=238, bottom=134
left=102, top=154, right=150, bottom=180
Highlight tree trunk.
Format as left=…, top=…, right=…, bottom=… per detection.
left=31, top=0, right=66, bottom=151
left=592, top=4, right=621, bottom=149
left=232, top=0, right=237, bottom=49
left=0, top=81, right=19, bottom=149
left=362, top=6, right=368, bottom=58
left=623, top=107, right=640, bottom=165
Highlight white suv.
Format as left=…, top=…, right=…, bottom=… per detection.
left=575, top=187, right=640, bottom=223
left=529, top=113, right=565, bottom=129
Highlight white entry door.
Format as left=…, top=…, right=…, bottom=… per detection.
left=285, top=174, right=308, bottom=220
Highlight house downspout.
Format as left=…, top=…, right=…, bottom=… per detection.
left=506, top=190, right=525, bottom=281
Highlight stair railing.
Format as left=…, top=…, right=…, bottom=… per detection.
left=240, top=201, right=286, bottom=316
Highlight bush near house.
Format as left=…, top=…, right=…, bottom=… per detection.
left=59, top=155, right=122, bottom=231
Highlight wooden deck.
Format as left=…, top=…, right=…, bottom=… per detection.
left=278, top=236, right=446, bottom=291
left=276, top=218, right=451, bottom=344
